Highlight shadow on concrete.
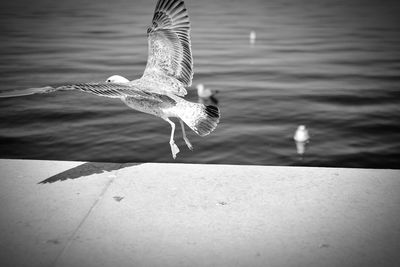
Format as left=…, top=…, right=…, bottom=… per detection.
left=38, top=162, right=141, bottom=184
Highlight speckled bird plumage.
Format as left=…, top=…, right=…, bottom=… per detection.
left=22, top=0, right=220, bottom=159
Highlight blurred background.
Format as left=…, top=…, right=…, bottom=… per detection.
left=0, top=0, right=399, bottom=168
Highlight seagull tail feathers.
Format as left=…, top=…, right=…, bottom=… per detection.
left=178, top=103, right=220, bottom=137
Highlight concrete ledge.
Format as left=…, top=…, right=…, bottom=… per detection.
left=0, top=159, right=399, bottom=267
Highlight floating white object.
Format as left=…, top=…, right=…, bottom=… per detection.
left=249, top=30, right=256, bottom=44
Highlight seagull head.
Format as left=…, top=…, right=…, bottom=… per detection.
left=106, top=75, right=129, bottom=83
left=298, top=125, right=306, bottom=131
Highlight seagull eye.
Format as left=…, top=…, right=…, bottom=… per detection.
left=107, top=79, right=111, bottom=82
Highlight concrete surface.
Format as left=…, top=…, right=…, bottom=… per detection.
left=0, top=159, right=399, bottom=267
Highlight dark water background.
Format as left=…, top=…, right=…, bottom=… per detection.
left=1, top=0, right=400, bottom=168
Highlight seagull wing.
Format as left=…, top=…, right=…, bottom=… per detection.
left=142, top=0, right=193, bottom=95
left=56, top=83, right=163, bottom=102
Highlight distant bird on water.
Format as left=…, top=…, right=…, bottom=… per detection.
left=0, top=0, right=220, bottom=159
left=294, top=125, right=309, bottom=143
left=196, top=83, right=219, bottom=104
left=249, top=30, right=256, bottom=44
left=294, top=125, right=310, bottom=155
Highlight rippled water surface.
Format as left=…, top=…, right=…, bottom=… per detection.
left=1, top=0, right=400, bottom=168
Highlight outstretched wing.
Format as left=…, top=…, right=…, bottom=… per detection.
left=0, top=86, right=57, bottom=98
left=0, top=82, right=168, bottom=102
left=57, top=83, right=163, bottom=102
left=0, top=84, right=136, bottom=99
left=143, top=0, right=193, bottom=90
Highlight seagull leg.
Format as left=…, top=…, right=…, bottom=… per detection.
left=164, top=118, right=180, bottom=159
left=179, top=119, right=193, bottom=150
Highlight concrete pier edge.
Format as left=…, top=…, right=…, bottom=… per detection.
left=0, top=159, right=399, bottom=267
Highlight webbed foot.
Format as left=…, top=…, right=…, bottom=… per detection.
left=184, top=137, right=193, bottom=151
left=170, top=141, right=180, bottom=159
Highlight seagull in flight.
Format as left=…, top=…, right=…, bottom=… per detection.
left=1, top=0, right=220, bottom=159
